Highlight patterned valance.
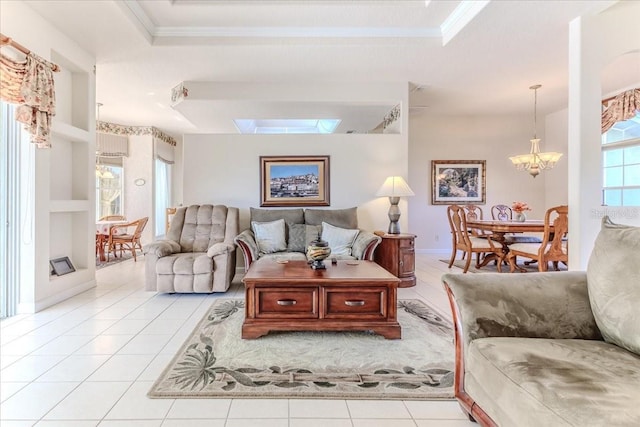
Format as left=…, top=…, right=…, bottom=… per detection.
left=383, top=104, right=400, bottom=130
left=97, top=121, right=177, bottom=146
left=96, top=132, right=128, bottom=157
left=602, top=88, right=640, bottom=134
left=0, top=51, right=57, bottom=148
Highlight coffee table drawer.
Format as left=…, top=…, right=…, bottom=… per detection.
left=323, top=287, right=387, bottom=319
left=255, top=288, right=318, bottom=319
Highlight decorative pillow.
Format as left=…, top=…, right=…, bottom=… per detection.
left=586, top=216, right=640, bottom=354
left=287, top=224, right=305, bottom=253
left=321, top=222, right=359, bottom=256
left=251, top=219, right=287, bottom=254
left=287, top=224, right=321, bottom=253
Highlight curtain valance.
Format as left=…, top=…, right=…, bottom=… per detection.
left=601, top=88, right=640, bottom=134
left=0, top=36, right=58, bottom=148
left=154, top=136, right=175, bottom=164
left=97, top=132, right=129, bottom=157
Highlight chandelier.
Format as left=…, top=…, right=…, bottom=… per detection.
left=509, top=84, right=563, bottom=178
left=95, top=103, right=113, bottom=179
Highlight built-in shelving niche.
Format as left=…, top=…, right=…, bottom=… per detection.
left=44, top=50, right=94, bottom=291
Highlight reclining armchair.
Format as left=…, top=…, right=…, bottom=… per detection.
left=144, top=204, right=239, bottom=293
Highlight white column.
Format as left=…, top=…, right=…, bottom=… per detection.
left=567, top=15, right=602, bottom=270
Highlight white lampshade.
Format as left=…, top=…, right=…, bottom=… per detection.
left=375, top=176, right=415, bottom=198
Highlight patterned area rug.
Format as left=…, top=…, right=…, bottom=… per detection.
left=95, top=251, right=141, bottom=269
left=148, top=299, right=454, bottom=400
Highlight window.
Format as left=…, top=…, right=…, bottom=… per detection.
left=95, top=157, right=124, bottom=220
left=602, top=112, right=640, bottom=206
left=233, top=119, right=341, bottom=134
left=1, top=102, right=26, bottom=318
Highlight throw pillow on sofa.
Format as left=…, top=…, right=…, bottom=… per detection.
left=587, top=215, right=640, bottom=354
left=321, top=221, right=359, bottom=256
left=251, top=219, right=287, bottom=254
left=287, top=223, right=321, bottom=253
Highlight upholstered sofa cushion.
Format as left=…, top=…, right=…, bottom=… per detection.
left=250, top=207, right=304, bottom=225
left=171, top=204, right=229, bottom=253
left=304, top=207, right=358, bottom=229
left=587, top=216, right=640, bottom=355
left=287, top=223, right=321, bottom=253
left=251, top=219, right=287, bottom=254
left=465, top=337, right=640, bottom=427
left=321, top=221, right=359, bottom=256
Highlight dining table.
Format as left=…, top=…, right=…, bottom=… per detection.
left=465, top=219, right=551, bottom=269
left=96, top=220, right=128, bottom=262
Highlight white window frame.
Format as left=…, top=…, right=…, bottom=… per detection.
left=95, top=158, right=125, bottom=220
left=602, top=121, right=640, bottom=207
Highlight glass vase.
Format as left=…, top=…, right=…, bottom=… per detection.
left=514, top=212, right=527, bottom=222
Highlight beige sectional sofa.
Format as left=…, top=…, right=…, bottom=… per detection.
left=234, top=207, right=381, bottom=271
left=442, top=216, right=640, bottom=426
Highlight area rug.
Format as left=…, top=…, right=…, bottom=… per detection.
left=95, top=251, right=141, bottom=269
left=441, top=258, right=567, bottom=273
left=148, top=299, right=454, bottom=400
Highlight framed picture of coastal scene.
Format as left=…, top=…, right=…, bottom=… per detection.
left=431, top=160, right=486, bottom=205
left=260, top=155, right=330, bottom=207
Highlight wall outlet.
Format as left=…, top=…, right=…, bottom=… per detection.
left=435, top=234, right=439, bottom=242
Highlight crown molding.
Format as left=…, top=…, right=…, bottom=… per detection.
left=119, top=0, right=442, bottom=44
left=441, top=0, right=490, bottom=46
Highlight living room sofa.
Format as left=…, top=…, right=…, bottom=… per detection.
left=234, top=207, right=381, bottom=271
left=441, top=216, right=640, bottom=427
left=144, top=204, right=239, bottom=293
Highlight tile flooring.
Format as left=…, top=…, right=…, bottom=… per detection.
left=1, top=253, right=476, bottom=426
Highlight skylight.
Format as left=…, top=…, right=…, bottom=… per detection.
left=234, top=119, right=341, bottom=134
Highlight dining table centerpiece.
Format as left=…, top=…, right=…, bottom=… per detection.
left=512, top=201, right=531, bottom=222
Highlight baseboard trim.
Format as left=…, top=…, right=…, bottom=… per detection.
left=18, top=279, right=97, bottom=313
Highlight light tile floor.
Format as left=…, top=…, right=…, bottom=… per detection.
left=1, top=253, right=476, bottom=426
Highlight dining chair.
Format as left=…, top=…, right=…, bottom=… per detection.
left=447, top=204, right=505, bottom=273
left=491, top=204, right=512, bottom=221
left=491, top=204, right=542, bottom=246
left=107, top=217, right=149, bottom=262
left=506, top=205, right=568, bottom=272
left=99, top=215, right=126, bottom=221
left=165, top=207, right=177, bottom=235
left=463, top=204, right=487, bottom=236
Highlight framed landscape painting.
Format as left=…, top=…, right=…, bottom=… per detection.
left=260, top=155, right=330, bottom=207
left=431, top=160, right=486, bottom=205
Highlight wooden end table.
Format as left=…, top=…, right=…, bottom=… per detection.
left=373, top=231, right=416, bottom=287
left=242, top=259, right=401, bottom=339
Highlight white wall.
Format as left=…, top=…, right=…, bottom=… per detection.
left=408, top=113, right=556, bottom=253
left=568, top=0, right=640, bottom=269
left=182, top=133, right=408, bottom=236
left=2, top=1, right=96, bottom=312
left=124, top=135, right=154, bottom=244
left=544, top=109, right=569, bottom=208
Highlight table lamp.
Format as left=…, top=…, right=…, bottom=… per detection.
left=375, top=176, right=415, bottom=234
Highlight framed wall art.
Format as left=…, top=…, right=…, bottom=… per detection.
left=49, top=256, right=76, bottom=276
left=431, top=160, right=486, bottom=205
left=260, top=155, right=330, bottom=207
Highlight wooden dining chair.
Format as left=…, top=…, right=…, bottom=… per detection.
left=463, top=204, right=487, bottom=236
left=107, top=217, right=149, bottom=262
left=447, top=204, right=504, bottom=273
left=491, top=204, right=542, bottom=247
left=491, top=204, right=513, bottom=221
left=506, top=205, right=568, bottom=272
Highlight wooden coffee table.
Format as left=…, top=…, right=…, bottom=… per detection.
left=242, top=258, right=401, bottom=339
